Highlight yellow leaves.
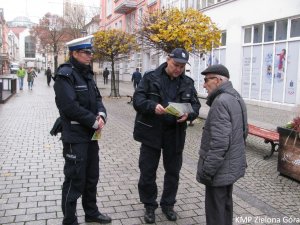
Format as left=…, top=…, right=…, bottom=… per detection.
left=141, top=7, right=221, bottom=53
left=93, top=29, right=139, bottom=61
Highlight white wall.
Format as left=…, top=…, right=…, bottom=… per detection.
left=18, top=28, right=30, bottom=65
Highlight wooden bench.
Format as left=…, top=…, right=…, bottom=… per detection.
left=248, top=124, right=279, bottom=160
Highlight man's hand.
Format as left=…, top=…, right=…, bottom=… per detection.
left=155, top=104, right=166, bottom=115
left=177, top=113, right=188, bottom=123
left=96, top=116, right=105, bottom=130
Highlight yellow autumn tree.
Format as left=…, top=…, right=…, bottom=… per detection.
left=139, top=8, right=221, bottom=54
left=93, top=29, right=139, bottom=97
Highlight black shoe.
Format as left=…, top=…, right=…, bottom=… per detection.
left=162, top=206, right=177, bottom=221
left=144, top=207, right=155, bottom=224
left=85, top=213, right=112, bottom=224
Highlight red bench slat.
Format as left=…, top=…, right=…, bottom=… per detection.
left=248, top=124, right=279, bottom=141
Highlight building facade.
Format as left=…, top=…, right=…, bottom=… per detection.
left=0, top=8, right=9, bottom=75
left=99, top=0, right=160, bottom=81
left=99, top=0, right=300, bottom=110
left=191, top=0, right=300, bottom=110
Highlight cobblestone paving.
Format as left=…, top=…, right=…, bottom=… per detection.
left=0, top=75, right=299, bottom=225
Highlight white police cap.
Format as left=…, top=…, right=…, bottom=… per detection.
left=66, top=35, right=94, bottom=51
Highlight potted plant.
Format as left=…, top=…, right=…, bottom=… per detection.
left=277, top=116, right=300, bottom=181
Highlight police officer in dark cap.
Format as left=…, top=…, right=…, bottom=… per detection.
left=53, top=35, right=111, bottom=225
left=133, top=48, right=201, bottom=223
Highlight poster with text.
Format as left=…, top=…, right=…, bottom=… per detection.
left=272, top=43, right=286, bottom=102
left=284, top=41, right=299, bottom=104
left=261, top=44, right=273, bottom=101
left=241, top=47, right=251, bottom=98
left=250, top=46, right=262, bottom=99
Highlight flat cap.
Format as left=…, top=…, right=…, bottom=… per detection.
left=201, top=64, right=230, bottom=78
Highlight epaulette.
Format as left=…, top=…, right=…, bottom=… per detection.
left=56, top=63, right=73, bottom=77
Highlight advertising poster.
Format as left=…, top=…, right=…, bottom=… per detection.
left=241, top=47, right=251, bottom=98
left=261, top=44, right=273, bottom=101
left=250, top=46, right=262, bottom=99
left=272, top=43, right=286, bottom=102
left=284, top=41, right=299, bottom=104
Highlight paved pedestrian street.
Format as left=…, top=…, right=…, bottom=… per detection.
left=0, top=74, right=299, bottom=225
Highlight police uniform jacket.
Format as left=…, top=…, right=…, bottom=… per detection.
left=196, top=81, right=247, bottom=186
left=133, top=62, right=201, bottom=151
left=54, top=59, right=106, bottom=143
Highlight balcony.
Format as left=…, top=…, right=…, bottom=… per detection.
left=147, top=0, right=157, bottom=7
left=114, top=1, right=137, bottom=14
left=0, top=53, right=9, bottom=61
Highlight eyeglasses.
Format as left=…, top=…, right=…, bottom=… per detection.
left=78, top=50, right=93, bottom=56
left=204, top=77, right=218, bottom=83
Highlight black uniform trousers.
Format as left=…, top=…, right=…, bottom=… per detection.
left=205, top=184, right=233, bottom=225
left=62, top=141, right=100, bottom=225
left=138, top=127, right=183, bottom=209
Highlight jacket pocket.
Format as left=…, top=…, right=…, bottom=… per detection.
left=75, top=85, right=89, bottom=104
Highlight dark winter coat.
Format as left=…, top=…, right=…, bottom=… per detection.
left=131, top=71, right=142, bottom=82
left=196, top=81, right=248, bottom=186
left=53, top=59, right=106, bottom=143
left=133, top=62, right=201, bottom=152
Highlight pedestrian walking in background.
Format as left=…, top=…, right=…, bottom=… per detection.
left=53, top=35, right=111, bottom=225
left=103, top=67, right=109, bottom=85
left=17, top=65, right=26, bottom=90
left=131, top=68, right=142, bottom=89
left=196, top=64, right=248, bottom=225
left=27, top=67, right=36, bottom=90
left=133, top=48, right=201, bottom=224
left=46, top=66, right=52, bottom=86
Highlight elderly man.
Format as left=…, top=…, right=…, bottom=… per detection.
left=133, top=48, right=201, bottom=223
left=53, top=36, right=111, bottom=225
left=196, top=64, right=248, bottom=225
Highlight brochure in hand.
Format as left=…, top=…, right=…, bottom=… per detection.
left=165, top=102, right=194, bottom=117
left=91, top=129, right=101, bottom=140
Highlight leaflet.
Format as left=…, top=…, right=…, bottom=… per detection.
left=91, top=130, right=101, bottom=140
left=165, top=102, right=194, bottom=117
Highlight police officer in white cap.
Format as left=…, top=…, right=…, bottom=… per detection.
left=53, top=36, right=112, bottom=225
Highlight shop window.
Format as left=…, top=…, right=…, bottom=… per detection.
left=264, top=22, right=274, bottom=42
left=290, top=18, right=300, bottom=38
left=276, top=19, right=287, bottom=41
left=253, top=24, right=263, bottom=43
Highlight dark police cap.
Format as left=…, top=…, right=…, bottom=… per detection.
left=168, top=48, right=189, bottom=64
left=201, top=64, right=230, bottom=78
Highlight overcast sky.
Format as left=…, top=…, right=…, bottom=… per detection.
left=0, top=0, right=100, bottom=23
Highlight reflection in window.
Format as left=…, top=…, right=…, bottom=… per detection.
left=264, top=22, right=274, bottom=42
left=244, top=27, right=252, bottom=43
left=253, top=24, right=262, bottom=43
left=208, top=0, right=214, bottom=6
left=276, top=20, right=287, bottom=40
left=221, top=32, right=226, bottom=46
left=291, top=18, right=300, bottom=38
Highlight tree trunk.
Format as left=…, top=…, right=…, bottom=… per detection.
left=110, top=58, right=120, bottom=97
